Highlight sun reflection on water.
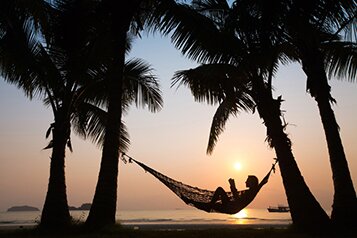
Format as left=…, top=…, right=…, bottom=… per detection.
left=231, top=209, right=249, bottom=224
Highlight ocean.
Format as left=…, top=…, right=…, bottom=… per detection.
left=0, top=208, right=292, bottom=227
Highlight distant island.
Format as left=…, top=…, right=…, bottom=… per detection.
left=68, top=203, right=91, bottom=211
left=7, top=203, right=91, bottom=212
left=7, top=205, right=39, bottom=212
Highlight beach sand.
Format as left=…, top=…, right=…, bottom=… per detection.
left=0, top=223, right=356, bottom=238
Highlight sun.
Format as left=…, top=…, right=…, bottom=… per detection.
left=234, top=162, right=242, bottom=170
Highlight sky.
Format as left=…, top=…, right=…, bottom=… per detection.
left=0, top=34, right=356, bottom=213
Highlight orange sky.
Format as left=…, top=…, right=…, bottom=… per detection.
left=0, top=35, right=356, bottom=213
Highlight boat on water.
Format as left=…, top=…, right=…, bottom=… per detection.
left=267, top=205, right=290, bottom=213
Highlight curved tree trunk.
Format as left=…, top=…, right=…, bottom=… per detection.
left=85, top=0, right=143, bottom=228
left=253, top=76, right=331, bottom=231
left=40, top=115, right=71, bottom=229
left=300, top=47, right=357, bottom=228
left=85, top=42, right=124, bottom=227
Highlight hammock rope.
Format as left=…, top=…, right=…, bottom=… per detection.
left=122, top=153, right=278, bottom=214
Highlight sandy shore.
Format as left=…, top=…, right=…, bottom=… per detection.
left=122, top=223, right=290, bottom=230
left=1, top=224, right=356, bottom=238
left=0, top=223, right=289, bottom=231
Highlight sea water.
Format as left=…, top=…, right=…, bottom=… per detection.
left=0, top=208, right=292, bottom=227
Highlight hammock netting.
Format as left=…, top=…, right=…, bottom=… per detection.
left=124, top=155, right=277, bottom=214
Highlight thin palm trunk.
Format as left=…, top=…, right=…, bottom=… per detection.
left=40, top=113, right=71, bottom=228
left=86, top=13, right=126, bottom=227
left=85, top=0, right=143, bottom=228
left=253, top=76, right=331, bottom=231
left=300, top=47, right=357, bottom=227
left=85, top=46, right=124, bottom=227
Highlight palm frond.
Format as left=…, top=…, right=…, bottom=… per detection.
left=72, top=102, right=130, bottom=152
left=123, top=58, right=163, bottom=113
left=207, top=96, right=240, bottom=154
left=148, top=1, right=243, bottom=64
left=173, top=69, right=222, bottom=105
left=172, top=64, right=253, bottom=105
left=72, top=102, right=106, bottom=147
left=322, top=41, right=357, bottom=81
left=172, top=63, right=255, bottom=154
left=74, top=75, right=109, bottom=110
left=0, top=16, right=44, bottom=99
left=191, top=0, right=231, bottom=23
left=119, top=122, right=131, bottom=153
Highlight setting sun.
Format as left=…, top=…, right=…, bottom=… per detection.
left=234, top=162, right=242, bottom=170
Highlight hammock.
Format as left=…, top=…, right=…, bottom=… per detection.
left=122, top=154, right=277, bottom=215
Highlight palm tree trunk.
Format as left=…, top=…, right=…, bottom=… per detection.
left=85, top=42, right=124, bottom=227
left=40, top=116, right=71, bottom=229
left=85, top=0, right=142, bottom=228
left=300, top=47, right=357, bottom=228
left=253, top=77, right=331, bottom=231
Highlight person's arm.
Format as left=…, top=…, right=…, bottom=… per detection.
left=229, top=178, right=239, bottom=200
left=259, top=160, right=278, bottom=188
left=259, top=172, right=270, bottom=188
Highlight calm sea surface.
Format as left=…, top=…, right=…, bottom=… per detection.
left=0, top=208, right=292, bottom=227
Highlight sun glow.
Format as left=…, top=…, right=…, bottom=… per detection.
left=234, top=162, right=242, bottom=170
left=231, top=209, right=249, bottom=224
left=234, top=209, right=248, bottom=219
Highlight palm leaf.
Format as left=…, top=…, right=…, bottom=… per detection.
left=123, top=58, right=163, bottom=113
left=172, top=64, right=253, bottom=105
left=0, top=15, right=44, bottom=99
left=149, top=0, right=244, bottom=64
left=207, top=96, right=240, bottom=154
left=322, top=41, right=357, bottom=81
left=72, top=102, right=130, bottom=152
left=172, top=63, right=255, bottom=154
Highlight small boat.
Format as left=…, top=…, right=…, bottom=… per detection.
left=267, top=205, right=290, bottom=213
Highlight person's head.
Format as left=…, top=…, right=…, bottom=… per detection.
left=245, top=175, right=258, bottom=188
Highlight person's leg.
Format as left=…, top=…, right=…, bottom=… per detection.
left=192, top=201, right=212, bottom=212
left=211, top=187, right=229, bottom=204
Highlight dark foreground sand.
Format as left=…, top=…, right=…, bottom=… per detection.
left=0, top=223, right=356, bottom=238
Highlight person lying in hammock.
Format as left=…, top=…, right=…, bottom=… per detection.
left=124, top=154, right=277, bottom=215
left=188, top=173, right=270, bottom=214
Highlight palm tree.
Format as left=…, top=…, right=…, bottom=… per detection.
left=77, top=57, right=163, bottom=150
left=0, top=0, right=49, bottom=30
left=84, top=0, right=141, bottom=227
left=0, top=0, right=74, bottom=228
left=1, top=0, right=162, bottom=228
left=283, top=0, right=357, bottom=227
left=167, top=0, right=357, bottom=228
left=85, top=0, right=172, bottom=227
left=166, top=0, right=330, bottom=230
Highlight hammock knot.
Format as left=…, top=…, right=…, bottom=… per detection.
left=120, top=153, right=128, bottom=164
left=121, top=152, right=134, bottom=164
left=271, top=158, right=278, bottom=173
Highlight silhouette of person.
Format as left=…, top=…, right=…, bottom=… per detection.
left=209, top=176, right=259, bottom=206
left=182, top=171, right=271, bottom=214
left=188, top=174, right=269, bottom=214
